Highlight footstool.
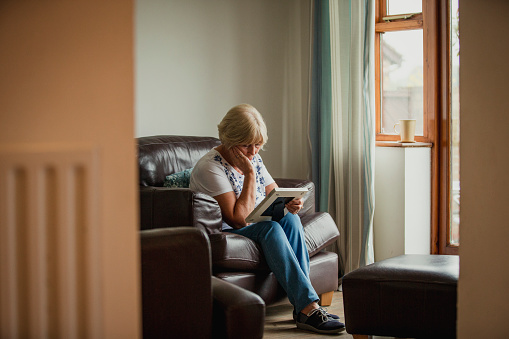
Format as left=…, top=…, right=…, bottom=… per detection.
left=342, top=254, right=459, bottom=339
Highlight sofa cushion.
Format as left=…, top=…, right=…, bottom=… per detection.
left=215, top=251, right=339, bottom=305
left=209, top=212, right=340, bottom=272
left=138, top=135, right=221, bottom=187
left=210, top=233, right=269, bottom=272
left=139, top=186, right=223, bottom=234
left=301, top=212, right=340, bottom=256
left=164, top=168, right=193, bottom=188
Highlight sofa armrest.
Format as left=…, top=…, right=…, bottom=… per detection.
left=274, top=178, right=316, bottom=216
left=211, top=276, right=265, bottom=339
left=140, top=186, right=223, bottom=234
left=140, top=227, right=213, bottom=339
left=301, top=212, right=340, bottom=257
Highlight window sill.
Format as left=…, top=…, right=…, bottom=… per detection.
left=376, top=141, right=432, bottom=148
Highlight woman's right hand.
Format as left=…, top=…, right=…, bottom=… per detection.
left=230, top=146, right=254, bottom=175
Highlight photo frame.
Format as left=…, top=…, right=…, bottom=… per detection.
left=245, top=187, right=309, bottom=223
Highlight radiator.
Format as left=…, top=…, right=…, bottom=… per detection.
left=0, top=145, right=102, bottom=338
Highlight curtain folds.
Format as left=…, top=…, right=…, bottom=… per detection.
left=309, top=0, right=332, bottom=213
left=309, top=0, right=375, bottom=276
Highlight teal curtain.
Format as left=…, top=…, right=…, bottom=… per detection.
left=309, top=0, right=332, bottom=213
left=309, top=0, right=375, bottom=275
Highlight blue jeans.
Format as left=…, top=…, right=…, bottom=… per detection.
left=226, top=213, right=319, bottom=313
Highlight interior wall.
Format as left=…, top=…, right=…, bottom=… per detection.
left=135, top=0, right=311, bottom=179
left=458, top=0, right=509, bottom=336
left=0, top=1, right=140, bottom=337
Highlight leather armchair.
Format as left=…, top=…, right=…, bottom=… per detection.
left=141, top=227, right=265, bottom=338
left=138, top=135, right=341, bottom=306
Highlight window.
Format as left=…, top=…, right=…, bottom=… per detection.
left=375, top=0, right=428, bottom=142
left=439, top=0, right=460, bottom=253
left=380, top=30, right=424, bottom=135
left=375, top=0, right=460, bottom=255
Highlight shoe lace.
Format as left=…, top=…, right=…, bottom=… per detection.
left=312, top=308, right=329, bottom=323
left=318, top=306, right=330, bottom=314
left=319, top=307, right=333, bottom=317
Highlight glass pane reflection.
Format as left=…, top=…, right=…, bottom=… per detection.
left=449, top=0, right=460, bottom=246
left=387, top=0, right=422, bottom=16
left=381, top=30, right=423, bottom=135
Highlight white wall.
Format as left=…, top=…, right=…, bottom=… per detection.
left=374, top=146, right=431, bottom=262
left=457, top=0, right=509, bottom=336
left=135, top=0, right=311, bottom=179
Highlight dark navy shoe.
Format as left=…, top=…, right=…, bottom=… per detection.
left=295, top=308, right=346, bottom=334
left=293, top=307, right=340, bottom=320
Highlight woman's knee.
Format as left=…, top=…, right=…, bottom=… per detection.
left=258, top=221, right=286, bottom=239
left=281, top=213, right=303, bottom=229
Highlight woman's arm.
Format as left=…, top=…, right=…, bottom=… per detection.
left=265, top=182, right=278, bottom=195
left=214, top=147, right=257, bottom=228
left=214, top=177, right=255, bottom=228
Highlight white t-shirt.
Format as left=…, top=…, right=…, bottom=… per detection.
left=190, top=148, right=275, bottom=230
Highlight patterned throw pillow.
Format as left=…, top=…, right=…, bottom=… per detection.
left=163, top=168, right=193, bottom=188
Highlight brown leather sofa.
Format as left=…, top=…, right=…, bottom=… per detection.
left=141, top=227, right=265, bottom=338
left=138, top=135, right=341, bottom=307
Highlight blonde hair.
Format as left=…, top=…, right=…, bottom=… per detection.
left=218, top=104, right=268, bottom=149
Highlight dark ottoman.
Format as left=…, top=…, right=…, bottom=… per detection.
left=342, top=254, right=459, bottom=339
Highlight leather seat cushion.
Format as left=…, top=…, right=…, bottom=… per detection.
left=342, top=254, right=459, bottom=338
left=210, top=212, right=340, bottom=272
left=216, top=251, right=338, bottom=305
left=210, top=232, right=268, bottom=272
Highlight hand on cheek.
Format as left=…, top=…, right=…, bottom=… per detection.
left=230, top=147, right=253, bottom=173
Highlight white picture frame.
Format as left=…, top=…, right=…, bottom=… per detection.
left=245, top=187, right=309, bottom=223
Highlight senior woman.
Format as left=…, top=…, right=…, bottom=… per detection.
left=190, top=104, right=345, bottom=334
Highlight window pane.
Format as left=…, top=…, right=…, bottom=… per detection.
left=449, top=0, right=460, bottom=246
left=387, top=0, right=422, bottom=15
left=380, top=30, right=423, bottom=135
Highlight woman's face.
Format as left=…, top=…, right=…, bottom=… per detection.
left=237, top=143, right=261, bottom=160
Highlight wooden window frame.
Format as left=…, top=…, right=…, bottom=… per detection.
left=438, top=0, right=459, bottom=255
left=375, top=0, right=458, bottom=255
left=375, top=0, right=429, bottom=143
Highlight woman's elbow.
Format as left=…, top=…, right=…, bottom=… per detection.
left=229, top=216, right=248, bottom=229
left=232, top=221, right=248, bottom=229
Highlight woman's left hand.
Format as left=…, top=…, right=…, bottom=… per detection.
left=286, top=198, right=303, bottom=214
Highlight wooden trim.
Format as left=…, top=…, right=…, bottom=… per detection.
left=375, top=0, right=383, bottom=136
left=375, top=0, right=383, bottom=22
left=376, top=141, right=432, bottom=148
left=375, top=18, right=423, bottom=32
left=438, top=0, right=459, bottom=255
left=375, top=33, right=381, bottom=135
left=378, top=0, right=386, bottom=21
left=376, top=134, right=430, bottom=143
left=424, top=0, right=440, bottom=254
left=438, top=0, right=449, bottom=254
